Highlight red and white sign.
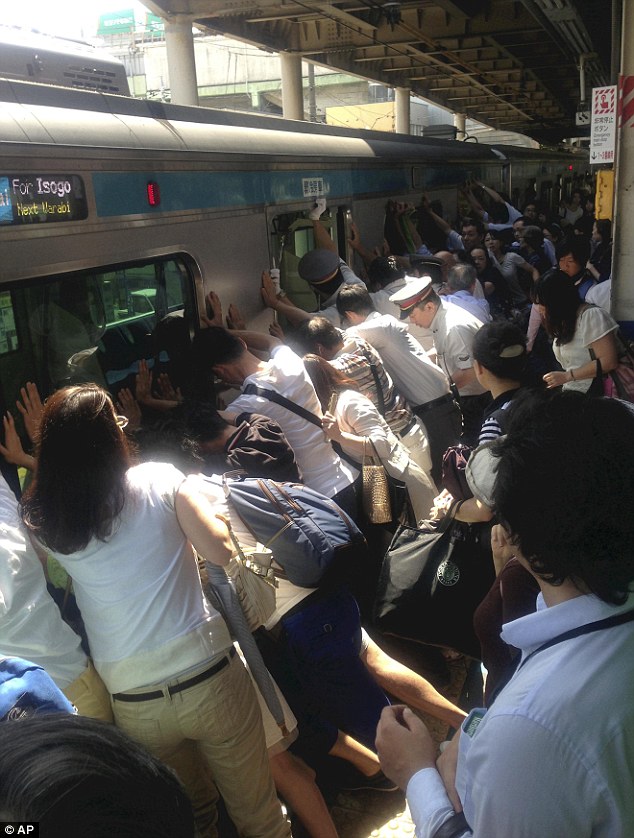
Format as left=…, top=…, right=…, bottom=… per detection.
left=591, top=85, right=617, bottom=165
left=620, top=75, right=634, bottom=129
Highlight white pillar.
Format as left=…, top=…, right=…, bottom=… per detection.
left=454, top=112, right=466, bottom=138
left=280, top=53, right=304, bottom=120
left=612, top=0, right=634, bottom=328
left=164, top=18, right=198, bottom=106
left=395, top=87, right=410, bottom=134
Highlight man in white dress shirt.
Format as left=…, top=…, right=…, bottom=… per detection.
left=376, top=391, right=634, bottom=838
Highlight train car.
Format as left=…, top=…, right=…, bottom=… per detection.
left=0, top=77, right=587, bottom=417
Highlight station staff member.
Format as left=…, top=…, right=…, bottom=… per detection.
left=390, top=275, right=487, bottom=445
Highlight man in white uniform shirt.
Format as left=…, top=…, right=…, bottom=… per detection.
left=334, top=285, right=461, bottom=487
left=390, top=275, right=488, bottom=445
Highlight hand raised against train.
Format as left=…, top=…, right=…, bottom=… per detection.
left=269, top=321, right=285, bottom=340
left=261, top=272, right=279, bottom=310
left=0, top=412, right=35, bottom=470
left=157, top=374, right=183, bottom=404
left=226, top=303, right=246, bottom=331
left=321, top=412, right=344, bottom=443
left=135, top=359, right=154, bottom=405
left=202, top=291, right=223, bottom=328
left=116, top=388, right=142, bottom=432
left=16, top=381, right=44, bottom=444
left=376, top=705, right=437, bottom=791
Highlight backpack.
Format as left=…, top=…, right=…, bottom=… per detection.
left=224, top=476, right=365, bottom=588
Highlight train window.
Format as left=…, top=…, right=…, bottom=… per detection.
left=0, top=255, right=195, bottom=414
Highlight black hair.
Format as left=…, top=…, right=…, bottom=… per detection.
left=461, top=217, right=485, bottom=236
left=472, top=320, right=527, bottom=380
left=556, top=236, right=590, bottom=267
left=0, top=714, right=195, bottom=837
left=532, top=269, right=581, bottom=344
left=416, top=288, right=441, bottom=309
left=21, top=385, right=132, bottom=553
left=134, top=399, right=229, bottom=473
left=492, top=390, right=634, bottom=604
left=294, top=317, right=342, bottom=355
left=191, top=327, right=246, bottom=368
left=335, top=285, right=377, bottom=318
left=367, top=256, right=405, bottom=288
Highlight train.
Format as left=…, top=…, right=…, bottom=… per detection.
left=0, top=71, right=591, bottom=417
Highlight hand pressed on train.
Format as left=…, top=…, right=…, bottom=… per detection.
left=261, top=272, right=279, bottom=310
left=0, top=412, right=34, bottom=471
left=202, top=291, right=223, bottom=328
left=226, top=303, right=246, bottom=331
left=269, top=320, right=285, bottom=340
left=16, top=381, right=44, bottom=444
left=116, top=388, right=142, bottom=432
left=376, top=705, right=437, bottom=791
left=135, top=359, right=154, bottom=405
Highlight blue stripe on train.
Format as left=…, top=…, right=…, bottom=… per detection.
left=91, top=166, right=475, bottom=218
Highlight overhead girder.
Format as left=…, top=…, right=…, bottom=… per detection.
left=142, top=0, right=610, bottom=141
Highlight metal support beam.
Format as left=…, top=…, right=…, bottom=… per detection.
left=164, top=17, right=198, bottom=106
left=395, top=87, right=411, bottom=134
left=280, top=52, right=304, bottom=121
left=612, top=0, right=634, bottom=331
left=454, top=112, right=466, bottom=137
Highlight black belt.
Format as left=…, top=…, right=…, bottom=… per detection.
left=397, top=416, right=418, bottom=438
left=112, top=648, right=236, bottom=703
left=414, top=392, right=455, bottom=415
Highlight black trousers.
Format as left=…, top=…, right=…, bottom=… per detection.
left=414, top=397, right=463, bottom=488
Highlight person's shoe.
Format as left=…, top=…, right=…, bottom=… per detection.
left=308, top=197, right=327, bottom=220
left=340, top=770, right=400, bottom=793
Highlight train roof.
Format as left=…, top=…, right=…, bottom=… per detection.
left=0, top=77, right=582, bottom=164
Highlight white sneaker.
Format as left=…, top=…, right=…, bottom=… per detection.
left=308, top=197, right=327, bottom=220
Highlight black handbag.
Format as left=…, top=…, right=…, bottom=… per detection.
left=373, top=504, right=495, bottom=659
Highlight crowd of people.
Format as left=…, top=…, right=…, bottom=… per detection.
left=0, top=183, right=631, bottom=838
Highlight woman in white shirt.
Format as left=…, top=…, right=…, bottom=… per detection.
left=303, top=355, right=436, bottom=524
left=19, top=384, right=289, bottom=838
left=537, top=270, right=619, bottom=394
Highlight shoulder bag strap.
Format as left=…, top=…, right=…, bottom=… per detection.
left=359, top=349, right=386, bottom=416
left=243, top=383, right=323, bottom=427
left=242, top=383, right=358, bottom=469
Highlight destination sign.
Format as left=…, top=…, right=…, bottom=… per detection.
left=0, top=175, right=88, bottom=225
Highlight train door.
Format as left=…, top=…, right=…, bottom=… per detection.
left=269, top=204, right=350, bottom=314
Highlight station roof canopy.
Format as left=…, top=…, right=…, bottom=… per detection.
left=142, top=0, right=614, bottom=144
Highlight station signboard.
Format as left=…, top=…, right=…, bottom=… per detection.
left=590, top=85, right=617, bottom=165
